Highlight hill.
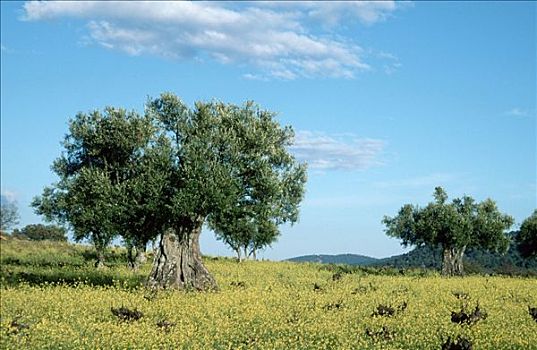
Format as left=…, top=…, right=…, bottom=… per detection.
left=287, top=253, right=379, bottom=266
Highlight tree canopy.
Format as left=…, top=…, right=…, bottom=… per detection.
left=33, top=93, right=307, bottom=289
left=383, top=187, right=514, bottom=275
left=205, top=101, right=306, bottom=261
left=516, top=210, right=537, bottom=259
left=0, top=200, right=19, bottom=232
left=32, top=108, right=156, bottom=267
left=145, top=94, right=306, bottom=289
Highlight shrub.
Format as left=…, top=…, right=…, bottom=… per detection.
left=12, top=224, right=67, bottom=241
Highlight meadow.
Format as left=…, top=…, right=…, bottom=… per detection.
left=1, top=238, right=536, bottom=349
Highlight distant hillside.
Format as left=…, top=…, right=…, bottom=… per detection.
left=287, top=254, right=379, bottom=266
left=287, top=244, right=537, bottom=276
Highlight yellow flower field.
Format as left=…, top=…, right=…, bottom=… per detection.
left=1, top=258, right=536, bottom=349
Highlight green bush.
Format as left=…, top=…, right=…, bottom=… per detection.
left=11, top=224, right=67, bottom=241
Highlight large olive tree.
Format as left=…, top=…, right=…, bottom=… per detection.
left=145, top=94, right=306, bottom=290
left=383, top=187, right=514, bottom=276
left=33, top=93, right=306, bottom=289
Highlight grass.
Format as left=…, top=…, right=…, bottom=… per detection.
left=1, top=237, right=536, bottom=349
left=0, top=238, right=147, bottom=288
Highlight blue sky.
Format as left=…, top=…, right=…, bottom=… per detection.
left=1, top=1, right=535, bottom=260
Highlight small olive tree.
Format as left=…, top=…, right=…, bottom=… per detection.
left=383, top=187, right=514, bottom=276
left=32, top=108, right=155, bottom=267
left=0, top=200, right=19, bottom=232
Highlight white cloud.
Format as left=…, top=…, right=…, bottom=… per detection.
left=21, top=1, right=401, bottom=79
left=290, top=131, right=385, bottom=171
left=242, top=73, right=268, bottom=81
left=505, top=107, right=532, bottom=117
left=259, top=1, right=400, bottom=26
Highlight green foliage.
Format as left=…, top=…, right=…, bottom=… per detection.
left=32, top=108, right=156, bottom=263
left=378, top=244, right=537, bottom=276
left=383, top=187, right=514, bottom=252
left=383, top=187, right=514, bottom=274
left=32, top=93, right=306, bottom=277
left=11, top=224, right=67, bottom=241
left=145, top=94, right=306, bottom=252
left=516, top=210, right=537, bottom=259
left=0, top=201, right=19, bottom=232
left=202, top=101, right=307, bottom=259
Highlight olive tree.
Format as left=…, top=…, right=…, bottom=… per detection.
left=118, top=136, right=173, bottom=270
left=34, top=93, right=306, bottom=289
left=145, top=94, right=306, bottom=290
left=212, top=215, right=279, bottom=262
left=0, top=200, right=19, bottom=232
left=32, top=108, right=154, bottom=267
left=206, top=104, right=306, bottom=262
left=383, top=187, right=514, bottom=276
left=516, top=210, right=537, bottom=259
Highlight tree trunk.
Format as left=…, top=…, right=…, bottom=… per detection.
left=127, top=241, right=147, bottom=271
left=236, top=248, right=243, bottom=263
left=95, top=248, right=105, bottom=269
left=147, top=224, right=218, bottom=291
left=93, top=232, right=108, bottom=269
left=252, top=249, right=257, bottom=261
left=126, top=241, right=135, bottom=269
left=133, top=241, right=147, bottom=271
left=441, top=245, right=466, bottom=276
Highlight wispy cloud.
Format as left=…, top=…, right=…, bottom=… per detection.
left=259, top=1, right=401, bottom=26
left=505, top=107, right=532, bottom=117
left=0, top=189, right=18, bottom=204
left=1, top=44, right=14, bottom=54
left=375, top=51, right=402, bottom=74
left=21, top=1, right=402, bottom=79
left=242, top=73, right=268, bottom=82
left=290, top=131, right=385, bottom=171
left=373, top=173, right=458, bottom=189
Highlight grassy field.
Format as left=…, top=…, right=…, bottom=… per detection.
left=1, top=238, right=536, bottom=349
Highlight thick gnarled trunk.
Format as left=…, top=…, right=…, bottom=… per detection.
left=442, top=246, right=466, bottom=276
left=147, top=224, right=218, bottom=291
